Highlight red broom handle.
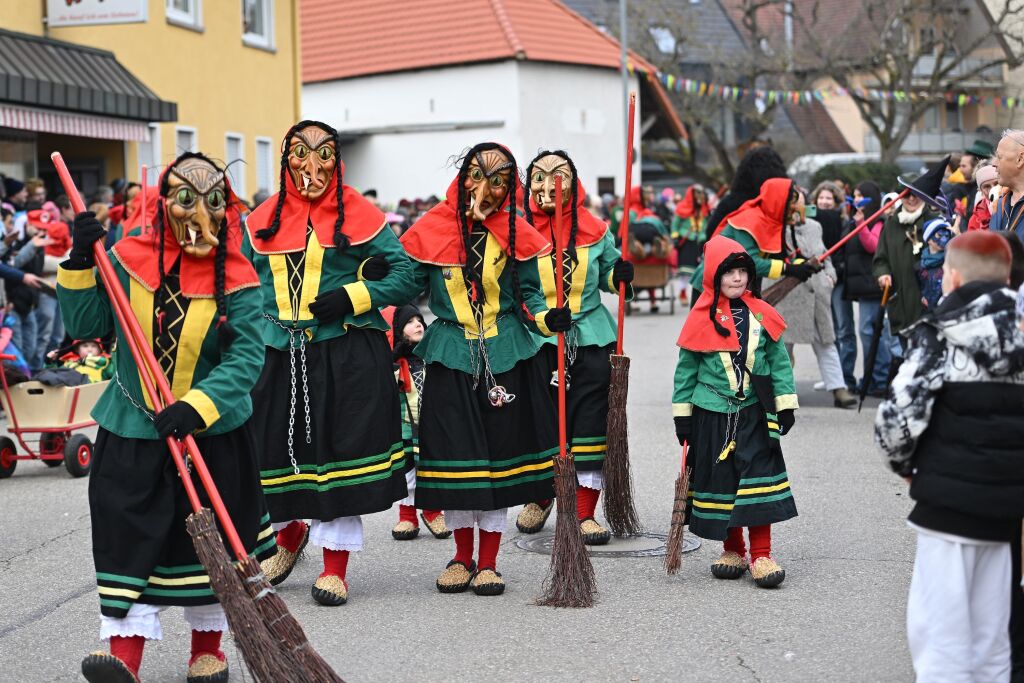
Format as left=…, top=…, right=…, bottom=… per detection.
left=820, top=189, right=909, bottom=261
left=52, top=152, right=250, bottom=562
left=555, top=176, right=567, bottom=462
left=680, top=441, right=688, bottom=473
left=615, top=92, right=637, bottom=356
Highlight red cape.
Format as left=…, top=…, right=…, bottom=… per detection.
left=401, top=178, right=550, bottom=265
left=675, top=186, right=710, bottom=220
left=628, top=185, right=655, bottom=218
left=528, top=180, right=608, bottom=248
left=712, top=177, right=792, bottom=253
left=121, top=185, right=160, bottom=233
left=245, top=160, right=385, bottom=254
left=677, top=235, right=785, bottom=352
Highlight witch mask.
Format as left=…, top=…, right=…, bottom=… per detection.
left=165, top=157, right=227, bottom=258
left=286, top=125, right=336, bottom=201
left=530, top=154, right=573, bottom=215
left=464, top=148, right=513, bottom=222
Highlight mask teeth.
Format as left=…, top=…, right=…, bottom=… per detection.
left=187, top=227, right=197, bottom=245
left=302, top=174, right=311, bottom=190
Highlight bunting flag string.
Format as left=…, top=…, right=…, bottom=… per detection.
left=626, top=60, right=1023, bottom=110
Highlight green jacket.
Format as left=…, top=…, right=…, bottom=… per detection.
left=872, top=211, right=931, bottom=334
left=671, top=215, right=706, bottom=244
left=242, top=226, right=419, bottom=350
left=410, top=231, right=554, bottom=375
left=672, top=312, right=798, bottom=417
left=690, top=225, right=785, bottom=294
left=535, top=227, right=631, bottom=348
left=56, top=261, right=264, bottom=440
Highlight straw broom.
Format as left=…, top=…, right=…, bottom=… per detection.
left=664, top=443, right=691, bottom=576
left=603, top=92, right=643, bottom=537
left=537, top=176, right=597, bottom=609
left=53, top=153, right=341, bottom=683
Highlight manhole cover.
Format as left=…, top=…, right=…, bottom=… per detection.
left=516, top=531, right=701, bottom=557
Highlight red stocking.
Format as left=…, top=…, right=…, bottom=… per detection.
left=190, top=629, right=225, bottom=665
left=109, top=635, right=144, bottom=676
left=275, top=520, right=307, bottom=554
left=398, top=504, right=418, bottom=526
left=723, top=526, right=746, bottom=556
left=748, top=524, right=772, bottom=561
left=320, top=548, right=349, bottom=580
left=576, top=485, right=600, bottom=521
left=422, top=509, right=442, bottom=523
left=477, top=529, right=501, bottom=571
left=453, top=526, right=474, bottom=566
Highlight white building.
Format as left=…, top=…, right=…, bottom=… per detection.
left=300, top=0, right=684, bottom=203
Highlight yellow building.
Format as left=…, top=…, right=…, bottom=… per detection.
left=0, top=0, right=299, bottom=204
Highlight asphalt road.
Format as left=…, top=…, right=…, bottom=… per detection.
left=0, top=292, right=915, bottom=682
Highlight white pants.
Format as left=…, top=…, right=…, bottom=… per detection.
left=577, top=470, right=604, bottom=491
left=907, top=529, right=1012, bottom=683
left=811, top=341, right=847, bottom=392
left=99, top=602, right=226, bottom=641
left=272, top=516, right=364, bottom=552
left=400, top=467, right=417, bottom=507
left=444, top=509, right=507, bottom=533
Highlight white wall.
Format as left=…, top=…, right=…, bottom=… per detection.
left=301, top=60, right=641, bottom=202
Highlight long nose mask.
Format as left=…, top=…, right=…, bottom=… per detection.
left=464, top=149, right=513, bottom=222
left=165, top=158, right=227, bottom=259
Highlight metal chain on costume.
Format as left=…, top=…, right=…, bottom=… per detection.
left=701, top=381, right=742, bottom=465
left=114, top=372, right=192, bottom=473
left=459, top=312, right=515, bottom=406
left=264, top=314, right=312, bottom=475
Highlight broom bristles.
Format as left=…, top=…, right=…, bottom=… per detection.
left=536, top=456, right=597, bottom=608
left=186, top=509, right=302, bottom=682
left=762, top=276, right=801, bottom=306
left=664, top=467, right=691, bottom=576
left=604, top=354, right=643, bottom=537
left=238, top=556, right=345, bottom=683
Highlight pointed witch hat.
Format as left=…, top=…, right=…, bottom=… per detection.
left=898, top=155, right=953, bottom=221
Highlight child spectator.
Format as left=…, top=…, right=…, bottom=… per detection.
left=875, top=231, right=1024, bottom=682
left=57, top=339, right=112, bottom=383
left=917, top=218, right=954, bottom=310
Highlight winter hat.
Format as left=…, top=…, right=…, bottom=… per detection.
left=26, top=209, right=54, bottom=230
left=882, top=191, right=900, bottom=209
left=3, top=178, right=24, bottom=196
left=392, top=304, right=423, bottom=339
left=974, top=164, right=998, bottom=187
left=922, top=218, right=953, bottom=248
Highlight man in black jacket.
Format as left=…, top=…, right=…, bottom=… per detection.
left=876, top=231, right=1023, bottom=683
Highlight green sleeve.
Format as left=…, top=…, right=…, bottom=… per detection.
left=55, top=265, right=114, bottom=340
left=763, top=334, right=798, bottom=412
left=596, top=230, right=633, bottom=300
left=518, top=256, right=558, bottom=336
left=179, top=286, right=265, bottom=430
left=344, top=229, right=421, bottom=314
left=409, top=259, right=431, bottom=295
left=670, top=216, right=684, bottom=241
left=872, top=219, right=893, bottom=279
left=728, top=228, right=785, bottom=279
left=672, top=347, right=700, bottom=416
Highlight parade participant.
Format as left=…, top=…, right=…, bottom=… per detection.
left=673, top=234, right=798, bottom=588
left=386, top=303, right=450, bottom=541
left=671, top=184, right=710, bottom=303
left=59, top=153, right=273, bottom=683
left=691, top=178, right=820, bottom=296
left=400, top=142, right=569, bottom=596
left=244, top=120, right=418, bottom=607
left=515, top=150, right=634, bottom=544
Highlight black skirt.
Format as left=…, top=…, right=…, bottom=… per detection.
left=90, top=427, right=275, bottom=618
left=538, top=342, right=612, bottom=472
left=686, top=404, right=797, bottom=541
left=415, top=355, right=558, bottom=511
left=251, top=328, right=409, bottom=522
left=677, top=239, right=702, bottom=274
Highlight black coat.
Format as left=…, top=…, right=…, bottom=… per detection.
left=704, top=190, right=754, bottom=240
left=839, top=219, right=881, bottom=301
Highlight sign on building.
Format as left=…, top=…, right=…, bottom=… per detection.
left=47, top=0, right=147, bottom=27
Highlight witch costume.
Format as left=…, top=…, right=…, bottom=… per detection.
left=515, top=150, right=634, bottom=544
left=400, top=143, right=568, bottom=596
left=59, top=153, right=272, bottom=683
left=244, top=120, right=418, bottom=606
left=673, top=235, right=798, bottom=588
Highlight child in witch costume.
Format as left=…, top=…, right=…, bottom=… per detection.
left=671, top=184, right=710, bottom=303
left=385, top=303, right=451, bottom=541
left=400, top=142, right=569, bottom=596
left=245, top=120, right=418, bottom=607
left=58, top=153, right=274, bottom=683
left=673, top=234, right=799, bottom=588
left=515, top=150, right=634, bottom=544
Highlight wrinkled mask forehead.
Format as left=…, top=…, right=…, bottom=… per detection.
left=165, top=157, right=227, bottom=258
left=468, top=148, right=513, bottom=182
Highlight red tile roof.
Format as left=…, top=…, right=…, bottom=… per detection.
left=301, top=0, right=653, bottom=83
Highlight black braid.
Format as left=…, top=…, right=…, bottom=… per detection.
left=332, top=128, right=349, bottom=251
left=213, top=216, right=235, bottom=349
left=155, top=198, right=167, bottom=315
left=506, top=164, right=527, bottom=323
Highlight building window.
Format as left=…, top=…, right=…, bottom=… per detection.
left=224, top=133, right=246, bottom=199
left=242, top=0, right=275, bottom=50
left=175, top=126, right=198, bottom=154
left=255, top=136, right=273, bottom=194
left=945, top=101, right=963, bottom=131
left=166, top=0, right=202, bottom=30
left=138, top=123, right=162, bottom=184
left=648, top=26, right=677, bottom=55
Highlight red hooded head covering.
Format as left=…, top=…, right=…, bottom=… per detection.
left=628, top=185, right=655, bottom=218
left=401, top=145, right=550, bottom=265
left=677, top=235, right=786, bottom=352
left=111, top=159, right=259, bottom=298
left=713, top=177, right=793, bottom=253
left=244, top=130, right=385, bottom=254
left=675, top=186, right=710, bottom=221
left=526, top=179, right=608, bottom=248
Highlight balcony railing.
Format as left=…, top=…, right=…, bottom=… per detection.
left=911, top=55, right=1004, bottom=87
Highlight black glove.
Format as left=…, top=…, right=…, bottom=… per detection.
left=783, top=260, right=821, bottom=282
left=612, top=259, right=634, bottom=287
left=360, top=255, right=390, bottom=281
left=308, top=287, right=353, bottom=324
left=777, top=409, right=795, bottom=436
left=544, top=306, right=572, bottom=333
left=154, top=402, right=206, bottom=440
left=674, top=416, right=692, bottom=446
left=66, top=212, right=106, bottom=269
